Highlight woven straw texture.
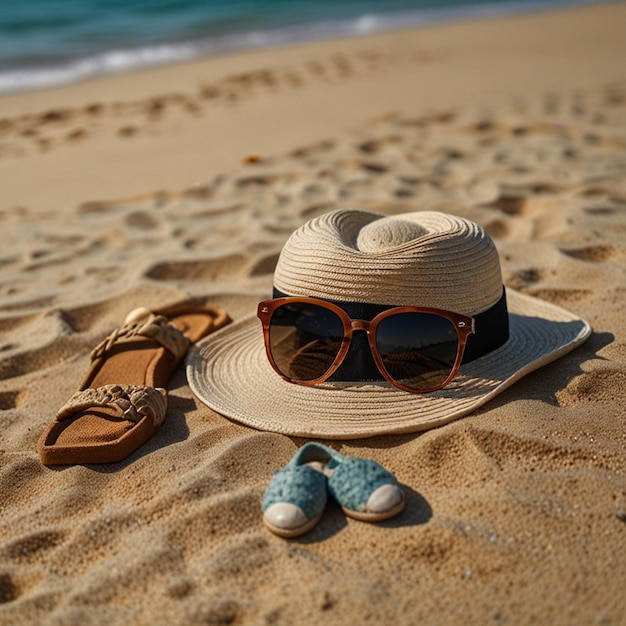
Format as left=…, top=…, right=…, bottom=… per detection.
left=273, top=210, right=503, bottom=314
left=187, top=210, right=591, bottom=437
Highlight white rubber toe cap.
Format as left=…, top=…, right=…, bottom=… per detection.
left=264, top=502, right=309, bottom=530
left=367, top=483, right=404, bottom=514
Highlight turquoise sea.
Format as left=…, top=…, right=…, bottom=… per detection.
left=0, top=0, right=607, bottom=94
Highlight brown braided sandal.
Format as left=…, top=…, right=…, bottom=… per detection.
left=38, top=304, right=230, bottom=465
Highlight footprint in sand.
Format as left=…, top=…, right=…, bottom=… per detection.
left=66, top=128, right=88, bottom=142
left=0, top=572, right=19, bottom=603
left=560, top=244, right=626, bottom=263
left=290, top=139, right=336, bottom=159
left=117, top=125, right=139, bottom=138
left=145, top=255, right=248, bottom=283
left=487, top=185, right=565, bottom=215
left=234, top=173, right=285, bottom=188
left=526, top=288, right=592, bottom=308
left=358, top=135, right=404, bottom=155
left=504, top=268, right=544, bottom=291
left=0, top=389, right=24, bottom=410
left=482, top=217, right=531, bottom=241
left=583, top=206, right=619, bottom=216
left=124, top=210, right=160, bottom=230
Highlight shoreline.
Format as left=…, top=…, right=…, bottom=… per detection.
left=1, top=2, right=626, bottom=215
left=0, top=0, right=608, bottom=96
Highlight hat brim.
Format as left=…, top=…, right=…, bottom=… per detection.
left=186, top=289, right=591, bottom=438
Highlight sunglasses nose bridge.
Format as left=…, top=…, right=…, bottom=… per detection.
left=349, top=319, right=372, bottom=335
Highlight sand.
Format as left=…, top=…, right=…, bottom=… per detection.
left=1, top=2, right=626, bottom=624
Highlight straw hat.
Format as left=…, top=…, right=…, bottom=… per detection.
left=187, top=209, right=591, bottom=438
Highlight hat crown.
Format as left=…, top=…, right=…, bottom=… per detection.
left=357, top=217, right=429, bottom=252
left=273, top=209, right=503, bottom=315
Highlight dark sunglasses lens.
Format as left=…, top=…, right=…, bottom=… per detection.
left=375, top=312, right=459, bottom=391
left=268, top=302, right=344, bottom=381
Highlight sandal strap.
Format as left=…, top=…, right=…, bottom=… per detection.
left=56, top=384, right=168, bottom=427
left=90, top=311, right=190, bottom=362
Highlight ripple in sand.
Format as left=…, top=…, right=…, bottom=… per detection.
left=556, top=366, right=626, bottom=406
left=181, top=597, right=242, bottom=625
left=0, top=324, right=87, bottom=381
left=0, top=457, right=48, bottom=511
left=463, top=427, right=605, bottom=472
left=3, top=530, right=67, bottom=564
left=83, top=266, right=125, bottom=284
left=419, top=428, right=497, bottom=488
left=166, top=492, right=260, bottom=552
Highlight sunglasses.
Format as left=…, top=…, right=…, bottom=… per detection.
left=257, top=296, right=475, bottom=393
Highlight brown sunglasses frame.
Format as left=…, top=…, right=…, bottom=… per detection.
left=257, top=296, right=475, bottom=394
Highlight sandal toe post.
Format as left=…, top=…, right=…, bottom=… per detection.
left=262, top=463, right=327, bottom=538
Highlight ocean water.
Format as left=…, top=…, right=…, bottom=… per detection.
left=0, top=0, right=606, bottom=94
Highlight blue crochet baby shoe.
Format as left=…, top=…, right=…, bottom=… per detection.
left=262, top=447, right=328, bottom=538
left=325, top=449, right=405, bottom=522
left=262, top=443, right=404, bottom=537
left=304, top=443, right=404, bottom=522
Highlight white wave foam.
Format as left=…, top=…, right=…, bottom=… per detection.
left=0, top=42, right=200, bottom=93
left=0, top=0, right=604, bottom=95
